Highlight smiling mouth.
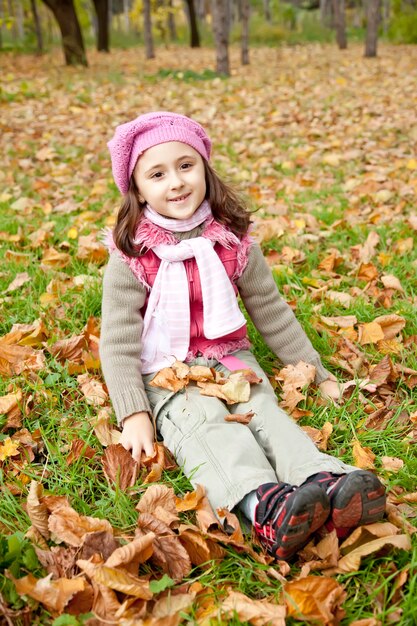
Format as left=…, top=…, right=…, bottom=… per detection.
left=168, top=193, right=191, bottom=202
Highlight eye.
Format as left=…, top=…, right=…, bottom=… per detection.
left=151, top=171, right=164, bottom=179
left=180, top=162, right=193, bottom=170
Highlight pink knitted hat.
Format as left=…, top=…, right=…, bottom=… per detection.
left=107, top=111, right=212, bottom=194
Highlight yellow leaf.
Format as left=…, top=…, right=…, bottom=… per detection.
left=406, top=158, right=417, bottom=170
left=352, top=440, right=376, bottom=469
left=285, top=576, right=346, bottom=623
left=358, top=322, right=384, bottom=345
left=67, top=227, right=78, bottom=239
left=0, top=437, right=20, bottom=461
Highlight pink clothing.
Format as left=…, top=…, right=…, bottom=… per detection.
left=111, top=218, right=253, bottom=363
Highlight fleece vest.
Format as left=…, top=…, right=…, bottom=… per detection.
left=114, top=218, right=253, bottom=362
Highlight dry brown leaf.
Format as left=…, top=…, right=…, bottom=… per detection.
left=352, top=440, right=376, bottom=470
left=66, top=439, right=96, bottom=465
left=302, top=421, right=333, bottom=451
left=27, top=481, right=50, bottom=540
left=188, top=364, right=215, bottom=381
left=358, top=322, right=385, bottom=345
left=381, top=274, right=404, bottom=292
left=13, top=572, right=88, bottom=613
left=77, top=373, right=108, bottom=406
left=77, top=560, right=153, bottom=599
left=102, top=444, right=139, bottom=490
left=373, top=314, right=406, bottom=340
left=175, top=484, right=206, bottom=512
left=77, top=233, right=108, bottom=264
left=0, top=341, right=45, bottom=377
left=381, top=456, right=404, bottom=473
left=349, top=619, right=380, bottom=626
left=6, top=271, right=30, bottom=292
left=91, top=407, right=120, bottom=446
left=41, top=247, right=71, bottom=269
left=357, top=262, right=379, bottom=282
left=105, top=533, right=155, bottom=568
left=217, top=508, right=244, bottom=543
left=217, top=373, right=250, bottom=404
left=48, top=506, right=113, bottom=546
left=153, top=591, right=195, bottom=619
left=35, top=545, right=79, bottom=579
left=319, top=315, right=358, bottom=329
left=385, top=503, right=417, bottom=536
left=0, top=388, right=23, bottom=430
left=285, top=576, right=346, bottom=624
left=275, top=361, right=316, bottom=389
left=224, top=410, right=254, bottom=425
left=369, top=355, right=395, bottom=387
left=49, top=334, right=88, bottom=363
left=143, top=463, right=163, bottom=484
left=195, top=495, right=221, bottom=533
left=178, top=526, right=213, bottom=565
left=326, top=290, right=353, bottom=308
left=81, top=531, right=120, bottom=562
left=136, top=484, right=177, bottom=517
left=149, top=368, right=187, bottom=392
left=336, top=534, right=411, bottom=572
left=221, top=590, right=286, bottom=626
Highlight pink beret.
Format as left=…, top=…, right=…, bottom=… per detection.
left=107, top=111, right=212, bottom=194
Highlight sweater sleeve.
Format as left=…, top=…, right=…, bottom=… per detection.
left=100, top=252, right=152, bottom=424
left=237, top=243, right=331, bottom=383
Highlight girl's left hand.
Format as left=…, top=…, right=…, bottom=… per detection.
left=319, top=375, right=377, bottom=403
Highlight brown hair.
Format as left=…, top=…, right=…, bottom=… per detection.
left=113, top=160, right=252, bottom=258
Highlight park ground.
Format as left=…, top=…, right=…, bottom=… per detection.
left=0, top=43, right=417, bottom=625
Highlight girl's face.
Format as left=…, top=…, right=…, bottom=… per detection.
left=133, top=141, right=206, bottom=220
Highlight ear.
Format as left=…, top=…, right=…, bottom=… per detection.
left=138, top=193, right=145, bottom=204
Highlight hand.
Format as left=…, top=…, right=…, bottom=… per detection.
left=319, top=376, right=377, bottom=403
left=120, top=411, right=155, bottom=463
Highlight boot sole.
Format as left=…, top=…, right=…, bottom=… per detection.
left=273, top=483, right=330, bottom=560
left=330, top=471, right=386, bottom=529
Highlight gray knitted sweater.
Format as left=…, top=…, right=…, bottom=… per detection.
left=100, top=225, right=330, bottom=424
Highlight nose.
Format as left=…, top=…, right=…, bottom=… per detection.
left=169, top=170, right=184, bottom=190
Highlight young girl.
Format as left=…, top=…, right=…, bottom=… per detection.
left=100, top=111, right=386, bottom=560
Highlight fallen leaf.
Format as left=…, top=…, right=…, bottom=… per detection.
left=77, top=373, right=108, bottom=406
left=221, top=590, right=286, bottom=626
left=77, top=560, right=153, bottom=599
left=49, top=506, right=113, bottom=546
left=285, top=576, right=346, bottom=624
left=0, top=388, right=23, bottom=429
left=102, top=444, right=139, bottom=490
left=175, top=484, right=206, bottom=512
left=381, top=274, right=404, bottom=292
left=0, top=436, right=20, bottom=461
left=224, top=410, right=254, bottom=424
left=373, top=314, right=406, bottom=340
left=13, top=572, right=88, bottom=613
left=77, top=233, right=108, bottom=264
left=381, top=456, right=404, bottom=472
left=358, top=322, right=385, bottom=345
left=352, top=440, right=376, bottom=470
left=149, top=368, right=187, bottom=392
left=27, top=481, right=50, bottom=540
left=336, top=534, right=411, bottom=572
left=66, top=439, right=96, bottom=465
left=6, top=271, right=30, bottom=292
left=105, top=533, right=155, bottom=568
left=136, top=484, right=177, bottom=517
left=41, top=247, right=71, bottom=269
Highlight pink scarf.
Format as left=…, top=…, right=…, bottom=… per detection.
left=140, top=201, right=246, bottom=374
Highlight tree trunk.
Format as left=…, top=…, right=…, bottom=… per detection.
left=16, top=0, right=24, bottom=39
left=332, top=0, right=346, bottom=48
left=7, top=0, right=17, bottom=41
left=263, top=0, right=271, bottom=22
left=241, top=0, right=249, bottom=65
left=320, top=0, right=333, bottom=27
left=40, top=0, right=87, bottom=65
left=196, top=0, right=205, bottom=22
left=143, top=0, right=154, bottom=58
left=123, top=0, right=130, bottom=32
left=364, top=0, right=380, bottom=57
left=92, top=0, right=109, bottom=51
left=30, top=0, right=43, bottom=53
left=167, top=0, right=177, bottom=40
left=211, top=0, right=229, bottom=75
left=184, top=0, right=200, bottom=47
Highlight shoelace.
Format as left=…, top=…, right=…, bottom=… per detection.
left=256, top=483, right=296, bottom=526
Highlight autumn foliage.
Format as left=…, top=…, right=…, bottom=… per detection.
left=1, top=44, right=417, bottom=624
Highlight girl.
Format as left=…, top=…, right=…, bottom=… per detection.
left=100, top=111, right=386, bottom=560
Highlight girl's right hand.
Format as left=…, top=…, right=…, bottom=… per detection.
left=120, top=411, right=155, bottom=463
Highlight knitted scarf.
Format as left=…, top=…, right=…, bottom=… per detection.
left=140, top=200, right=246, bottom=373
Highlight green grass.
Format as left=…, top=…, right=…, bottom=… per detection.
left=1, top=44, right=417, bottom=625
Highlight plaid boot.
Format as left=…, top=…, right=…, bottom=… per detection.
left=307, top=470, right=386, bottom=538
left=254, top=481, right=330, bottom=560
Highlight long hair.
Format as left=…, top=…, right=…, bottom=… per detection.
left=113, top=160, right=252, bottom=258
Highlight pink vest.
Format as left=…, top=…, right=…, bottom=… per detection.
left=113, top=218, right=253, bottom=362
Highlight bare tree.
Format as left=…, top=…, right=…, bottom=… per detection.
left=263, top=0, right=271, bottom=22
left=167, top=0, right=177, bottom=40
left=143, top=0, right=155, bottom=58
left=241, top=0, right=249, bottom=65
left=211, top=0, right=229, bottom=75
left=40, top=0, right=88, bottom=65
left=364, top=0, right=380, bottom=57
left=92, top=0, right=109, bottom=51
left=30, top=0, right=44, bottom=53
left=332, top=0, right=347, bottom=48
left=184, top=0, right=200, bottom=47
